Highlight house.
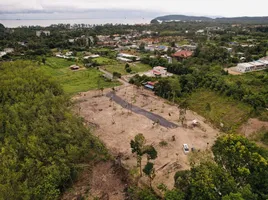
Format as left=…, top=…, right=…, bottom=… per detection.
left=196, top=29, right=205, bottom=35
left=117, top=53, right=140, bottom=62
left=156, top=45, right=168, bottom=52
left=145, top=45, right=156, bottom=52
left=36, top=30, right=50, bottom=37
left=84, top=54, right=100, bottom=59
left=66, top=51, right=73, bottom=56
left=172, top=50, right=193, bottom=60
left=181, top=45, right=197, bottom=51
left=97, top=35, right=110, bottom=41
left=152, top=66, right=167, bottom=76
left=68, top=39, right=75, bottom=43
left=130, top=44, right=139, bottom=49
left=69, top=65, right=80, bottom=70
left=237, top=59, right=268, bottom=73
left=144, top=81, right=158, bottom=90
left=237, top=62, right=256, bottom=73
left=116, top=57, right=132, bottom=62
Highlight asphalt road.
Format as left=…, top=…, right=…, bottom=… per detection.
left=106, top=91, right=178, bottom=129
left=99, top=68, right=130, bottom=86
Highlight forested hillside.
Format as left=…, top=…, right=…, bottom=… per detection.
left=0, top=61, right=107, bottom=199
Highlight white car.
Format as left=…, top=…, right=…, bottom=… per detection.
left=183, top=144, right=190, bottom=154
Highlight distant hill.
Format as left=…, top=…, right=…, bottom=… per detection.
left=151, top=15, right=268, bottom=24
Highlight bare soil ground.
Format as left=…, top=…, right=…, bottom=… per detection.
left=239, top=118, right=268, bottom=137
left=224, top=67, right=242, bottom=75
left=74, top=85, right=219, bottom=191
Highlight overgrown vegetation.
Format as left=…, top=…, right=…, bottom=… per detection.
left=187, top=89, right=252, bottom=131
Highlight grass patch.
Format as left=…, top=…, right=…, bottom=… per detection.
left=187, top=89, right=252, bottom=131
left=92, top=57, right=118, bottom=65
left=41, top=57, right=120, bottom=95
left=104, top=62, right=152, bottom=75
left=45, top=57, right=75, bottom=69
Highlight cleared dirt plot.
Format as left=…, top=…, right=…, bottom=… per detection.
left=74, top=85, right=219, bottom=190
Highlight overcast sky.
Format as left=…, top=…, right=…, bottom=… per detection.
left=0, top=0, right=268, bottom=18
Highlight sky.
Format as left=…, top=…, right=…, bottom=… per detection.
left=0, top=0, right=268, bottom=19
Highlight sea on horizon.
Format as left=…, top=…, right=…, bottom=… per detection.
left=0, top=18, right=151, bottom=28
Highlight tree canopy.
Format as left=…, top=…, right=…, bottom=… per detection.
left=0, top=61, right=107, bottom=199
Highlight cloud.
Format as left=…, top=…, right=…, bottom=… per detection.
left=0, top=0, right=267, bottom=17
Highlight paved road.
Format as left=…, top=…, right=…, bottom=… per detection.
left=106, top=91, right=178, bottom=129
left=99, top=68, right=130, bottom=86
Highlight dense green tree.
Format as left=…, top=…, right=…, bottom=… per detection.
left=164, top=189, right=185, bottom=200
left=143, top=162, right=156, bottom=188
left=130, top=133, right=146, bottom=176
left=0, top=61, right=107, bottom=199
left=212, top=134, right=268, bottom=199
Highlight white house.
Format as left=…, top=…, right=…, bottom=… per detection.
left=237, top=62, right=255, bottom=73
left=237, top=60, right=268, bottom=73
left=36, top=30, right=50, bottom=37
left=68, top=39, right=75, bottom=43
left=196, top=29, right=205, bottom=35
left=116, top=57, right=132, bottom=62
left=117, top=53, right=140, bottom=61
left=83, top=54, right=100, bottom=59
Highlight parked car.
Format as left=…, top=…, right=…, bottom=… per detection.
left=183, top=144, right=190, bottom=154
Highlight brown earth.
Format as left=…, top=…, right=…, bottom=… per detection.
left=239, top=118, right=268, bottom=137
left=224, top=67, right=242, bottom=75
left=73, top=85, right=219, bottom=193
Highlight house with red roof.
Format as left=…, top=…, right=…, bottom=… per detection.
left=152, top=66, right=167, bottom=76
left=172, top=50, right=193, bottom=60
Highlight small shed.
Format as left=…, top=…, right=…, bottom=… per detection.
left=70, top=65, right=80, bottom=70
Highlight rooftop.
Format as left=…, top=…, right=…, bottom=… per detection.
left=172, top=50, right=193, bottom=58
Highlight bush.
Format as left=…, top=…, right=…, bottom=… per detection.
left=159, top=140, right=168, bottom=147
left=126, top=67, right=132, bottom=73
left=113, top=71, right=121, bottom=78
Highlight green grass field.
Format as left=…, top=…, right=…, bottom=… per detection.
left=40, top=57, right=120, bottom=95
left=104, top=62, right=152, bottom=75
left=187, top=89, right=252, bottom=131
left=92, top=57, right=118, bottom=65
